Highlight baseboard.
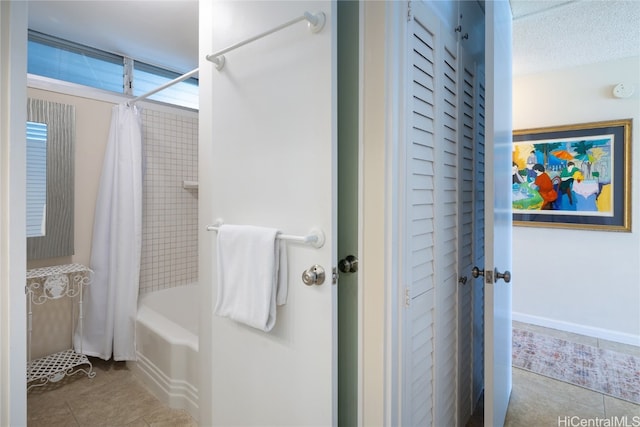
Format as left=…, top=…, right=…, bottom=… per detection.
left=127, top=353, right=199, bottom=421
left=512, top=312, right=640, bottom=346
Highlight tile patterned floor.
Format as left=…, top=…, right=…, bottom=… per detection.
left=29, top=322, right=639, bottom=426
left=504, top=322, right=640, bottom=427
left=27, top=358, right=197, bottom=426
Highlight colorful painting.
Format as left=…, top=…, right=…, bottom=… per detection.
left=512, top=119, right=631, bottom=231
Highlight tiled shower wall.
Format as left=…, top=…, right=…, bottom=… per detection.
left=139, top=108, right=198, bottom=294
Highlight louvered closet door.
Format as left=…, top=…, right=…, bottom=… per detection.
left=457, top=50, right=477, bottom=425
left=402, top=3, right=461, bottom=426
left=433, top=22, right=460, bottom=427
left=456, top=49, right=486, bottom=425
left=402, top=5, right=437, bottom=425
left=472, top=73, right=486, bottom=415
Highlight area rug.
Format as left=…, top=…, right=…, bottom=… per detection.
left=512, top=328, right=640, bottom=404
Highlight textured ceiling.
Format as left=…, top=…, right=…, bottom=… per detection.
left=27, top=1, right=640, bottom=79
left=511, top=0, right=640, bottom=76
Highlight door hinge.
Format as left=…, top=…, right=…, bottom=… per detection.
left=405, top=288, right=411, bottom=307
left=332, top=267, right=338, bottom=285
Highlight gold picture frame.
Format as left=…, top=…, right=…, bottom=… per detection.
left=512, top=119, right=631, bottom=231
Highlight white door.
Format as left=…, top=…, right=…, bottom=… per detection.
left=199, top=1, right=337, bottom=426
left=483, top=0, right=513, bottom=426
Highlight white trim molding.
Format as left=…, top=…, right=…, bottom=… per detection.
left=27, top=74, right=198, bottom=117
left=513, top=312, right=640, bottom=347
left=1, top=1, right=28, bottom=425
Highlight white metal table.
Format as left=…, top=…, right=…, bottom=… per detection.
left=26, top=263, right=96, bottom=390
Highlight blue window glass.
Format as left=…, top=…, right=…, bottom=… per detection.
left=134, top=62, right=198, bottom=109
left=27, top=30, right=199, bottom=109
left=26, top=121, right=48, bottom=237
left=28, top=32, right=123, bottom=93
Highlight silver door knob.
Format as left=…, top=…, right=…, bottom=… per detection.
left=495, top=269, right=511, bottom=283
left=302, top=265, right=325, bottom=286
left=338, top=255, right=358, bottom=274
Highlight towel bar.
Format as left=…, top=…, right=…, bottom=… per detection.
left=205, top=11, right=326, bottom=71
left=206, top=221, right=325, bottom=249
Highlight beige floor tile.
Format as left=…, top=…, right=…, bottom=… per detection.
left=604, top=395, right=640, bottom=418
left=27, top=412, right=79, bottom=427
left=598, top=339, right=640, bottom=357
left=505, top=368, right=606, bottom=427
left=27, top=397, right=78, bottom=427
left=27, top=359, right=198, bottom=427
left=143, top=406, right=200, bottom=427
left=67, top=376, right=167, bottom=426
left=514, top=368, right=605, bottom=407
left=123, top=416, right=152, bottom=427
left=29, top=359, right=129, bottom=396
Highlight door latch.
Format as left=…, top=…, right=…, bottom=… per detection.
left=472, top=266, right=493, bottom=284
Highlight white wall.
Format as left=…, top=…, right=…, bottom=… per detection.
left=26, top=82, right=198, bottom=274
left=25, top=84, right=114, bottom=270
left=512, top=56, right=640, bottom=345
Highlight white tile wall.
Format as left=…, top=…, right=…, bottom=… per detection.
left=139, top=109, right=198, bottom=294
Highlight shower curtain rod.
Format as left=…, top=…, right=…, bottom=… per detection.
left=129, top=11, right=324, bottom=104
left=127, top=67, right=199, bottom=106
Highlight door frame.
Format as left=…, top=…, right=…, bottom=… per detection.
left=359, top=2, right=405, bottom=426
left=337, top=1, right=364, bottom=425
left=1, top=2, right=28, bottom=425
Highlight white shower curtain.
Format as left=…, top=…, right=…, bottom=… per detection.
left=75, top=104, right=143, bottom=361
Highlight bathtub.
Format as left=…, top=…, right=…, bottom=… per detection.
left=127, top=284, right=199, bottom=421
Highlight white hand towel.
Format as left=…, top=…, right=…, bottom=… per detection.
left=214, top=224, right=288, bottom=332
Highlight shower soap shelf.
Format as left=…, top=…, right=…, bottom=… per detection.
left=26, top=263, right=96, bottom=391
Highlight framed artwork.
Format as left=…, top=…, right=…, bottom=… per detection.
left=512, top=119, right=631, bottom=231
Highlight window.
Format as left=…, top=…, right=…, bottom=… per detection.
left=27, top=30, right=198, bottom=109
left=134, top=62, right=198, bottom=109
left=26, top=121, right=47, bottom=238
left=28, top=31, right=124, bottom=93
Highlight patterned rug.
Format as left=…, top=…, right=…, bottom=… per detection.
left=512, top=328, right=640, bottom=404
